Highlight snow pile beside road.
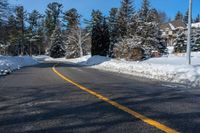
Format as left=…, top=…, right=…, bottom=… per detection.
left=0, top=55, right=38, bottom=76
left=65, top=54, right=200, bottom=87
left=34, top=55, right=91, bottom=64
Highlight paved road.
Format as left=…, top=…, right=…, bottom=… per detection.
left=0, top=62, right=200, bottom=133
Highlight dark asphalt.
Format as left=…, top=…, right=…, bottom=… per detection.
left=0, top=62, right=200, bottom=133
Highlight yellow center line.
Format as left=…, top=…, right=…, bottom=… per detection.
left=52, top=64, right=179, bottom=133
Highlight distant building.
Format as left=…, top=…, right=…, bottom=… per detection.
left=160, top=20, right=187, bottom=46
left=191, top=22, right=200, bottom=32
left=160, top=20, right=200, bottom=47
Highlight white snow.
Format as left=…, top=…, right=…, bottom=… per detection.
left=34, top=55, right=90, bottom=63
left=167, top=46, right=174, bottom=54
left=0, top=55, right=38, bottom=76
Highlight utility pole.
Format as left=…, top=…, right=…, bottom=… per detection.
left=186, top=0, right=192, bottom=65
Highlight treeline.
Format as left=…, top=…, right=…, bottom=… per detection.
left=1, top=0, right=198, bottom=60
left=175, top=10, right=200, bottom=23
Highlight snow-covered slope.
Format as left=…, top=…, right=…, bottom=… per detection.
left=0, top=55, right=38, bottom=75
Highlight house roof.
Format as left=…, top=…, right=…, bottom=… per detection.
left=160, top=20, right=187, bottom=30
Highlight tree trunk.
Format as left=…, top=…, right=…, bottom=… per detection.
left=79, top=42, right=83, bottom=57
left=78, top=29, right=83, bottom=57
left=39, top=45, right=41, bottom=55
left=29, top=42, right=32, bottom=56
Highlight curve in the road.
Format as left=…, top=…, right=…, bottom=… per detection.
left=52, top=64, right=179, bottom=133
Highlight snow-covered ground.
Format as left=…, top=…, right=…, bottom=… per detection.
left=35, top=51, right=200, bottom=87
left=0, top=55, right=38, bottom=76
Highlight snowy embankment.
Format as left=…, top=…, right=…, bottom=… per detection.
left=0, top=55, right=38, bottom=76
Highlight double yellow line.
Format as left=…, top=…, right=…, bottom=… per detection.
left=52, top=64, right=179, bottom=133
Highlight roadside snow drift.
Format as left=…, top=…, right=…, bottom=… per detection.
left=0, top=55, right=38, bottom=76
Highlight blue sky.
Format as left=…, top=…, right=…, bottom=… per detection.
left=9, top=0, right=200, bottom=22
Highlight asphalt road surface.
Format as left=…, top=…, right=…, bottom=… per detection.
left=0, top=62, right=200, bottom=133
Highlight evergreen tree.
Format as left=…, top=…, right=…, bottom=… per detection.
left=137, top=0, right=166, bottom=57
left=27, top=10, right=43, bottom=55
left=63, top=8, right=89, bottom=58
left=139, top=0, right=150, bottom=22
left=137, top=21, right=165, bottom=56
left=15, top=6, right=26, bottom=55
left=101, top=18, right=110, bottom=56
left=194, top=14, right=200, bottom=22
left=117, top=0, right=134, bottom=38
left=148, top=8, right=159, bottom=22
left=0, top=0, right=10, bottom=23
left=174, top=30, right=187, bottom=53
left=63, top=8, right=80, bottom=30
left=50, top=25, right=66, bottom=58
left=193, top=31, right=200, bottom=51
left=37, top=18, right=46, bottom=55
left=45, top=2, right=62, bottom=38
left=157, top=11, right=168, bottom=23
left=196, top=36, right=200, bottom=51
left=7, top=15, right=19, bottom=55
left=108, top=8, right=119, bottom=57
left=85, top=10, right=103, bottom=31
left=0, top=0, right=12, bottom=55
left=183, top=9, right=189, bottom=24
left=91, top=18, right=110, bottom=56
left=175, top=11, right=183, bottom=21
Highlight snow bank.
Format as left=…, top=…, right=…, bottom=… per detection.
left=63, top=54, right=200, bottom=87
left=0, top=55, right=38, bottom=76
left=34, top=55, right=91, bottom=64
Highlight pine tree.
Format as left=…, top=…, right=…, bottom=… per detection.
left=174, top=30, right=187, bottom=53
left=117, top=0, right=134, bottom=38
left=194, top=14, right=200, bottom=22
left=50, top=25, right=66, bottom=58
left=101, top=18, right=110, bottom=56
left=63, top=8, right=80, bottom=30
left=45, top=2, right=62, bottom=38
left=85, top=10, right=103, bottom=32
left=175, top=11, right=183, bottom=21
left=139, top=0, right=150, bottom=22
left=138, top=22, right=165, bottom=56
left=15, top=6, right=26, bottom=55
left=37, top=18, right=46, bottom=55
left=137, top=0, right=166, bottom=57
left=183, top=9, right=189, bottom=24
left=196, top=37, right=200, bottom=51
left=108, top=8, right=119, bottom=57
left=193, top=31, right=200, bottom=51
left=27, top=10, right=43, bottom=55
left=0, top=0, right=12, bottom=55
left=63, top=8, right=89, bottom=58
left=91, top=18, right=110, bottom=56
left=148, top=8, right=159, bottom=22
left=0, top=0, right=10, bottom=23
left=7, top=15, right=19, bottom=55
left=157, top=11, right=168, bottom=23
